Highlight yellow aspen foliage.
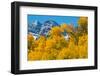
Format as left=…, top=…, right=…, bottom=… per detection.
left=61, top=23, right=74, bottom=33
left=28, top=33, right=34, bottom=50
left=60, top=23, right=68, bottom=32
left=28, top=50, right=43, bottom=60
left=78, top=34, right=88, bottom=58
left=45, top=39, right=56, bottom=49
left=28, top=33, right=34, bottom=41
left=56, top=48, right=68, bottom=59
left=41, top=49, right=58, bottom=60
left=28, top=22, right=88, bottom=61
left=78, top=17, right=88, bottom=27
left=35, top=36, right=46, bottom=49
left=78, top=17, right=88, bottom=33
left=49, top=26, right=62, bottom=36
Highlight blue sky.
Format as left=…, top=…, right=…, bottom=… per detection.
left=28, top=14, right=80, bottom=27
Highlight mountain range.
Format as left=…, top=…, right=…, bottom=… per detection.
left=28, top=20, right=59, bottom=38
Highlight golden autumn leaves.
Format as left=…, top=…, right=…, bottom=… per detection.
left=28, top=17, right=88, bottom=61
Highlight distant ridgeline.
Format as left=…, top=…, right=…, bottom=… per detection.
left=28, top=20, right=67, bottom=39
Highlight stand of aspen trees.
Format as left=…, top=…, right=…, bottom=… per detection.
left=28, top=17, right=88, bottom=61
